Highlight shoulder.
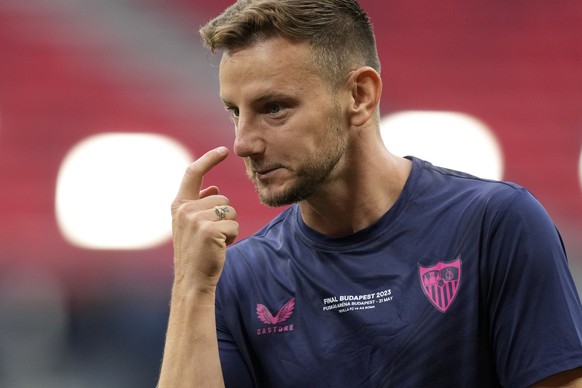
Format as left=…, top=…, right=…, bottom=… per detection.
left=413, top=157, right=522, bottom=196
left=410, top=157, right=541, bottom=218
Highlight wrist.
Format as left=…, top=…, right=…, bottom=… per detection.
left=171, top=278, right=217, bottom=306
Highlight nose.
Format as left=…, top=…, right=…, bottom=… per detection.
left=233, top=114, right=264, bottom=158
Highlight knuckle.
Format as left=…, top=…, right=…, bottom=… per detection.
left=172, top=201, right=205, bottom=225
left=184, top=163, right=199, bottom=176
left=184, top=162, right=204, bottom=180
left=171, top=198, right=184, bottom=213
left=183, top=206, right=206, bottom=224
left=197, top=220, right=217, bottom=236
left=212, top=195, right=230, bottom=205
left=172, top=200, right=191, bottom=217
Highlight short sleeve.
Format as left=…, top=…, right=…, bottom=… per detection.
left=484, top=188, right=582, bottom=387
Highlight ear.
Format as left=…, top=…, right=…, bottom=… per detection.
left=346, top=67, right=382, bottom=127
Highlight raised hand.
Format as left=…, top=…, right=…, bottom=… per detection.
left=171, top=146, right=239, bottom=292
left=158, top=147, right=235, bottom=388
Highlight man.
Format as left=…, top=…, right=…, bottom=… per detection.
left=158, top=0, right=582, bottom=386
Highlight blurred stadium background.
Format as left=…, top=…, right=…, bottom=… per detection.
left=0, top=0, right=581, bottom=386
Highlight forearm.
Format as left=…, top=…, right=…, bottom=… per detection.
left=159, top=146, right=235, bottom=387
left=158, top=287, right=224, bottom=388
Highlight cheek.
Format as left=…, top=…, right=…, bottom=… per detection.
left=271, top=105, right=338, bottom=153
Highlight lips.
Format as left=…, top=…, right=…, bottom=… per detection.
left=256, top=166, right=278, bottom=175
left=256, top=167, right=280, bottom=178
left=253, top=165, right=284, bottom=180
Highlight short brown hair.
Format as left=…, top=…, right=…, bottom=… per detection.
left=199, top=0, right=380, bottom=89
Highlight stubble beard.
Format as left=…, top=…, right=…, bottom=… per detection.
left=246, top=118, right=346, bottom=208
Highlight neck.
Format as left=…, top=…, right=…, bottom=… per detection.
left=298, top=139, right=412, bottom=237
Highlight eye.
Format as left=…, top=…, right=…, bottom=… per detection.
left=225, top=106, right=239, bottom=118
left=265, top=103, right=284, bottom=115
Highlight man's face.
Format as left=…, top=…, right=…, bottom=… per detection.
left=219, top=37, right=348, bottom=207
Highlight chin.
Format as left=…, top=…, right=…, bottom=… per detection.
left=257, top=191, right=290, bottom=208
left=256, top=185, right=301, bottom=208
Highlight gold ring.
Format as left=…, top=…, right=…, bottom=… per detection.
left=214, top=206, right=229, bottom=221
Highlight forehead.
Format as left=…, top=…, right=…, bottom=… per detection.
left=218, top=37, right=327, bottom=103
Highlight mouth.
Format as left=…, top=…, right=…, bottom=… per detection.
left=252, top=165, right=285, bottom=180
left=255, top=167, right=281, bottom=178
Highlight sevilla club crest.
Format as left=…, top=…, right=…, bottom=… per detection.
left=418, top=257, right=462, bottom=313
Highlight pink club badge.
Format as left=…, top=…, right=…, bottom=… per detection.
left=418, top=257, right=462, bottom=313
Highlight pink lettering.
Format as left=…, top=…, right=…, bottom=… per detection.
left=256, top=323, right=295, bottom=336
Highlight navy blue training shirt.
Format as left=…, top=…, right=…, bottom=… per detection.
left=215, top=157, right=582, bottom=387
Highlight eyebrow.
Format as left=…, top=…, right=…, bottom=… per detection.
left=221, top=92, right=294, bottom=108
left=220, top=95, right=232, bottom=107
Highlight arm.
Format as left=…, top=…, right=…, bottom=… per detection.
left=532, top=367, right=582, bottom=387
left=484, top=188, right=582, bottom=386
left=158, top=147, right=239, bottom=388
left=159, top=286, right=223, bottom=387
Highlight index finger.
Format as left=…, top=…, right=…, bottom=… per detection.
left=176, top=146, right=229, bottom=201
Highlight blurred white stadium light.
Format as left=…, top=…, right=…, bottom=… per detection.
left=380, top=111, right=504, bottom=180
left=55, top=133, right=192, bottom=250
